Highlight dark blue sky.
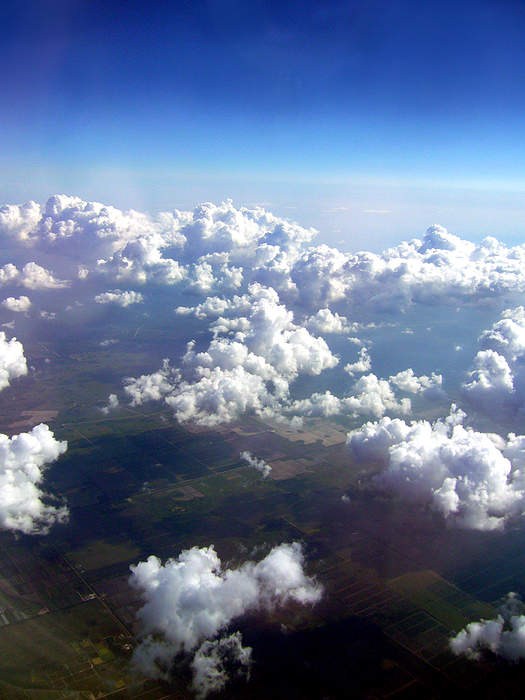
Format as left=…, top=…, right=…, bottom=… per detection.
left=2, top=0, right=525, bottom=248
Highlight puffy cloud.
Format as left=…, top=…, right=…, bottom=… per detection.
left=0, top=262, right=67, bottom=289
left=463, top=307, right=525, bottom=416
left=347, top=406, right=525, bottom=530
left=389, top=368, right=444, bottom=398
left=191, top=632, right=252, bottom=699
left=124, top=360, right=177, bottom=406
left=0, top=201, right=42, bottom=241
left=126, top=285, right=338, bottom=425
left=0, top=331, right=27, bottom=391
left=101, top=393, right=119, bottom=415
left=240, top=451, right=272, bottom=478
left=6, top=197, right=525, bottom=312
left=290, top=374, right=411, bottom=420
left=344, top=347, right=372, bottom=376
left=305, top=308, right=351, bottom=335
left=129, top=542, right=321, bottom=684
left=1, top=296, right=31, bottom=313
left=450, top=593, right=525, bottom=661
left=94, top=289, right=144, bottom=307
left=0, top=424, right=68, bottom=534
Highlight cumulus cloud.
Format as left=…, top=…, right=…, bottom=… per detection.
left=124, top=360, right=178, bottom=406
left=0, top=424, right=68, bottom=534
left=305, top=308, right=351, bottom=335
left=126, top=285, right=338, bottom=425
left=389, top=368, right=444, bottom=399
left=450, top=593, right=525, bottom=661
left=6, top=196, right=525, bottom=314
left=2, top=296, right=31, bottom=313
left=191, top=632, right=252, bottom=699
left=94, top=289, right=144, bottom=307
left=0, top=262, right=67, bottom=289
left=129, top=542, right=321, bottom=687
left=463, top=307, right=525, bottom=417
left=344, top=347, right=372, bottom=376
left=290, top=373, right=411, bottom=420
left=0, top=331, right=27, bottom=391
left=347, top=405, right=525, bottom=530
left=240, top=451, right=272, bottom=478
left=101, top=393, right=119, bottom=415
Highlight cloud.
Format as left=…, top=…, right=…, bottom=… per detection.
left=124, top=360, right=177, bottom=406
left=290, top=373, right=411, bottom=420
left=129, top=542, right=321, bottom=685
left=347, top=405, right=525, bottom=530
left=125, top=285, right=338, bottom=425
left=2, top=296, right=31, bottom=313
left=305, top=308, right=351, bottom=335
left=450, top=593, right=525, bottom=661
left=101, top=393, right=119, bottom=415
left=191, top=632, right=252, bottom=699
left=344, top=347, right=372, bottom=376
left=0, top=262, right=68, bottom=290
left=240, top=451, right=272, bottom=478
left=389, top=368, right=444, bottom=399
left=0, top=331, right=27, bottom=392
left=94, top=289, right=144, bottom=307
left=0, top=423, right=68, bottom=534
left=463, top=307, right=525, bottom=416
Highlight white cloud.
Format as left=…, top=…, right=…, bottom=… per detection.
left=305, top=308, right=351, bottom=335
left=389, top=368, right=444, bottom=398
left=463, top=307, right=525, bottom=417
left=124, top=360, right=178, bottom=406
left=191, top=632, right=252, bottom=699
left=129, top=542, right=321, bottom=684
left=240, top=451, right=272, bottom=478
left=1, top=296, right=31, bottom=313
left=0, top=262, right=67, bottom=290
left=347, top=405, right=525, bottom=530
left=0, top=423, right=68, bottom=534
left=290, top=374, right=411, bottom=420
left=126, top=285, right=338, bottom=425
left=101, top=393, right=119, bottom=415
left=94, top=289, right=144, bottom=307
left=0, top=331, right=27, bottom=391
left=0, top=201, right=42, bottom=241
left=450, top=593, right=525, bottom=661
left=344, top=347, right=372, bottom=376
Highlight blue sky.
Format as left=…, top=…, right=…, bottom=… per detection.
left=2, top=0, right=525, bottom=249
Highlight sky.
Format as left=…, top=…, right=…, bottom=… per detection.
left=2, top=0, right=525, bottom=249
